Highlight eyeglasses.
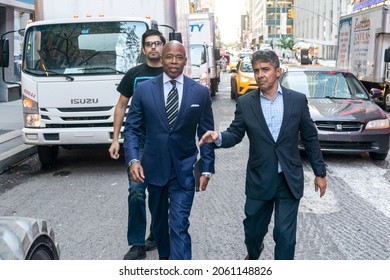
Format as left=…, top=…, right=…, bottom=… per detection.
left=144, top=41, right=163, bottom=47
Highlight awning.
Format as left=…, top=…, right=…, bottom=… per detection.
left=292, top=42, right=320, bottom=50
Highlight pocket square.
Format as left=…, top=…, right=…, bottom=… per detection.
left=190, top=104, right=200, bottom=107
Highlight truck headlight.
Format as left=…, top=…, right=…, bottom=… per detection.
left=24, top=113, right=41, bottom=127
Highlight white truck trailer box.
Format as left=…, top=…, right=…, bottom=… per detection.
left=336, top=2, right=390, bottom=111
left=189, top=12, right=220, bottom=96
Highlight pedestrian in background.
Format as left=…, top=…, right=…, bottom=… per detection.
left=108, top=29, right=166, bottom=260
left=124, top=40, right=215, bottom=260
left=199, top=50, right=327, bottom=260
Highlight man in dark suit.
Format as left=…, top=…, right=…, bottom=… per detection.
left=199, top=50, right=327, bottom=260
left=124, top=40, right=215, bottom=260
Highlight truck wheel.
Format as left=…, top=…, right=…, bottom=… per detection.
left=37, top=145, right=59, bottom=166
left=384, top=87, right=390, bottom=112
left=210, top=79, right=217, bottom=97
left=0, top=217, right=60, bottom=260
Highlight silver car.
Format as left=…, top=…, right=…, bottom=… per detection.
left=279, top=66, right=390, bottom=160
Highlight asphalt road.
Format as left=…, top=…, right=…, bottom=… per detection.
left=0, top=72, right=389, bottom=260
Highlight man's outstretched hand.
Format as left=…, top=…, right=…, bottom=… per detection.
left=199, top=131, right=219, bottom=146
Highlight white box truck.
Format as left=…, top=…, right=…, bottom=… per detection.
left=189, top=12, right=220, bottom=96
left=0, top=0, right=189, bottom=165
left=336, top=2, right=390, bottom=111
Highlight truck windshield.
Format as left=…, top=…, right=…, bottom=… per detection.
left=23, top=21, right=148, bottom=76
left=190, top=44, right=207, bottom=67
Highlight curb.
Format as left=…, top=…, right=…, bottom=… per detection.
left=0, top=131, right=37, bottom=174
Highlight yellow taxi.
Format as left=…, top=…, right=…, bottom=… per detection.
left=230, top=58, right=258, bottom=100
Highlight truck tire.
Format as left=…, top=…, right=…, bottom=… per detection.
left=210, top=79, right=217, bottom=97
left=384, top=87, right=390, bottom=112
left=0, top=217, right=60, bottom=260
left=37, top=145, right=59, bottom=166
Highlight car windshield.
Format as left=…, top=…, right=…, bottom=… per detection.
left=240, top=60, right=253, bottom=72
left=280, top=71, right=369, bottom=100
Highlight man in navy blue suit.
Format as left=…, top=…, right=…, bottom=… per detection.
left=200, top=50, right=327, bottom=260
left=124, top=40, right=215, bottom=260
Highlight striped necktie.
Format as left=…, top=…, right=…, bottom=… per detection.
left=166, top=80, right=178, bottom=129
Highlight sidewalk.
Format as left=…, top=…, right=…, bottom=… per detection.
left=0, top=99, right=36, bottom=174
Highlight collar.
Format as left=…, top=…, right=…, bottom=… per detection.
left=163, top=73, right=184, bottom=85
left=260, top=83, right=283, bottom=98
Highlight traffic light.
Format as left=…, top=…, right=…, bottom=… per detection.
left=190, top=2, right=195, bottom=13
left=288, top=9, right=294, bottom=19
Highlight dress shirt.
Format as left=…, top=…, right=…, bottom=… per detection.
left=260, top=83, right=284, bottom=173
left=163, top=73, right=184, bottom=110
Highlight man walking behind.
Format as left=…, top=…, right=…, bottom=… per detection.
left=109, top=29, right=166, bottom=260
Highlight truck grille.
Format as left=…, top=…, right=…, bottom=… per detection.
left=40, top=106, right=114, bottom=128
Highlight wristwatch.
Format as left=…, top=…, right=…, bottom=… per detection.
left=319, top=170, right=326, bottom=178
left=128, top=159, right=140, bottom=167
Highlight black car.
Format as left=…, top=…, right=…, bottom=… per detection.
left=279, top=66, right=390, bottom=160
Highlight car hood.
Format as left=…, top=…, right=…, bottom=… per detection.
left=307, top=98, right=386, bottom=122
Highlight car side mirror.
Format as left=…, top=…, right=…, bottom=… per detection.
left=370, top=88, right=382, bottom=99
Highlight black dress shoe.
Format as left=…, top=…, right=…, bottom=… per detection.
left=124, top=246, right=146, bottom=260
left=145, top=232, right=157, bottom=251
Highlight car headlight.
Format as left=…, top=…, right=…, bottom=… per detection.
left=366, top=118, right=389, bottom=129
left=239, top=76, right=250, bottom=83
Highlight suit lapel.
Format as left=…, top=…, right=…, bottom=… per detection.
left=277, top=86, right=294, bottom=142
left=171, top=76, right=194, bottom=130
left=151, top=75, right=170, bottom=129
left=177, top=77, right=193, bottom=121
left=249, top=90, right=275, bottom=141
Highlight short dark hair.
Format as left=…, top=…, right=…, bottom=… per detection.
left=142, top=29, right=166, bottom=47
left=251, top=50, right=280, bottom=69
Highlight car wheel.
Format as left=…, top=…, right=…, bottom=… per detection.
left=369, top=152, right=388, bottom=161
left=383, top=87, right=390, bottom=112
left=0, top=217, right=60, bottom=260
left=230, top=80, right=236, bottom=99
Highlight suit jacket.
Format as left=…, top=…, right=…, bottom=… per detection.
left=123, top=74, right=215, bottom=188
left=219, top=86, right=325, bottom=200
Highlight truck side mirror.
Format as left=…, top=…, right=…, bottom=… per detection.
left=385, top=48, right=390, bottom=63
left=169, top=32, right=182, bottom=43
left=0, top=38, right=10, bottom=68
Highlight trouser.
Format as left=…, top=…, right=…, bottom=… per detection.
left=148, top=165, right=195, bottom=260
left=126, top=140, right=151, bottom=247
left=243, top=173, right=300, bottom=260
left=126, top=176, right=151, bottom=246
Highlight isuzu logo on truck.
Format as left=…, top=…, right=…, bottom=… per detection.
left=70, top=98, right=98, bottom=104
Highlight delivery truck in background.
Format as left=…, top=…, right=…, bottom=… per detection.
left=336, top=1, right=390, bottom=112
left=189, top=12, right=220, bottom=97
left=0, top=0, right=190, bottom=166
